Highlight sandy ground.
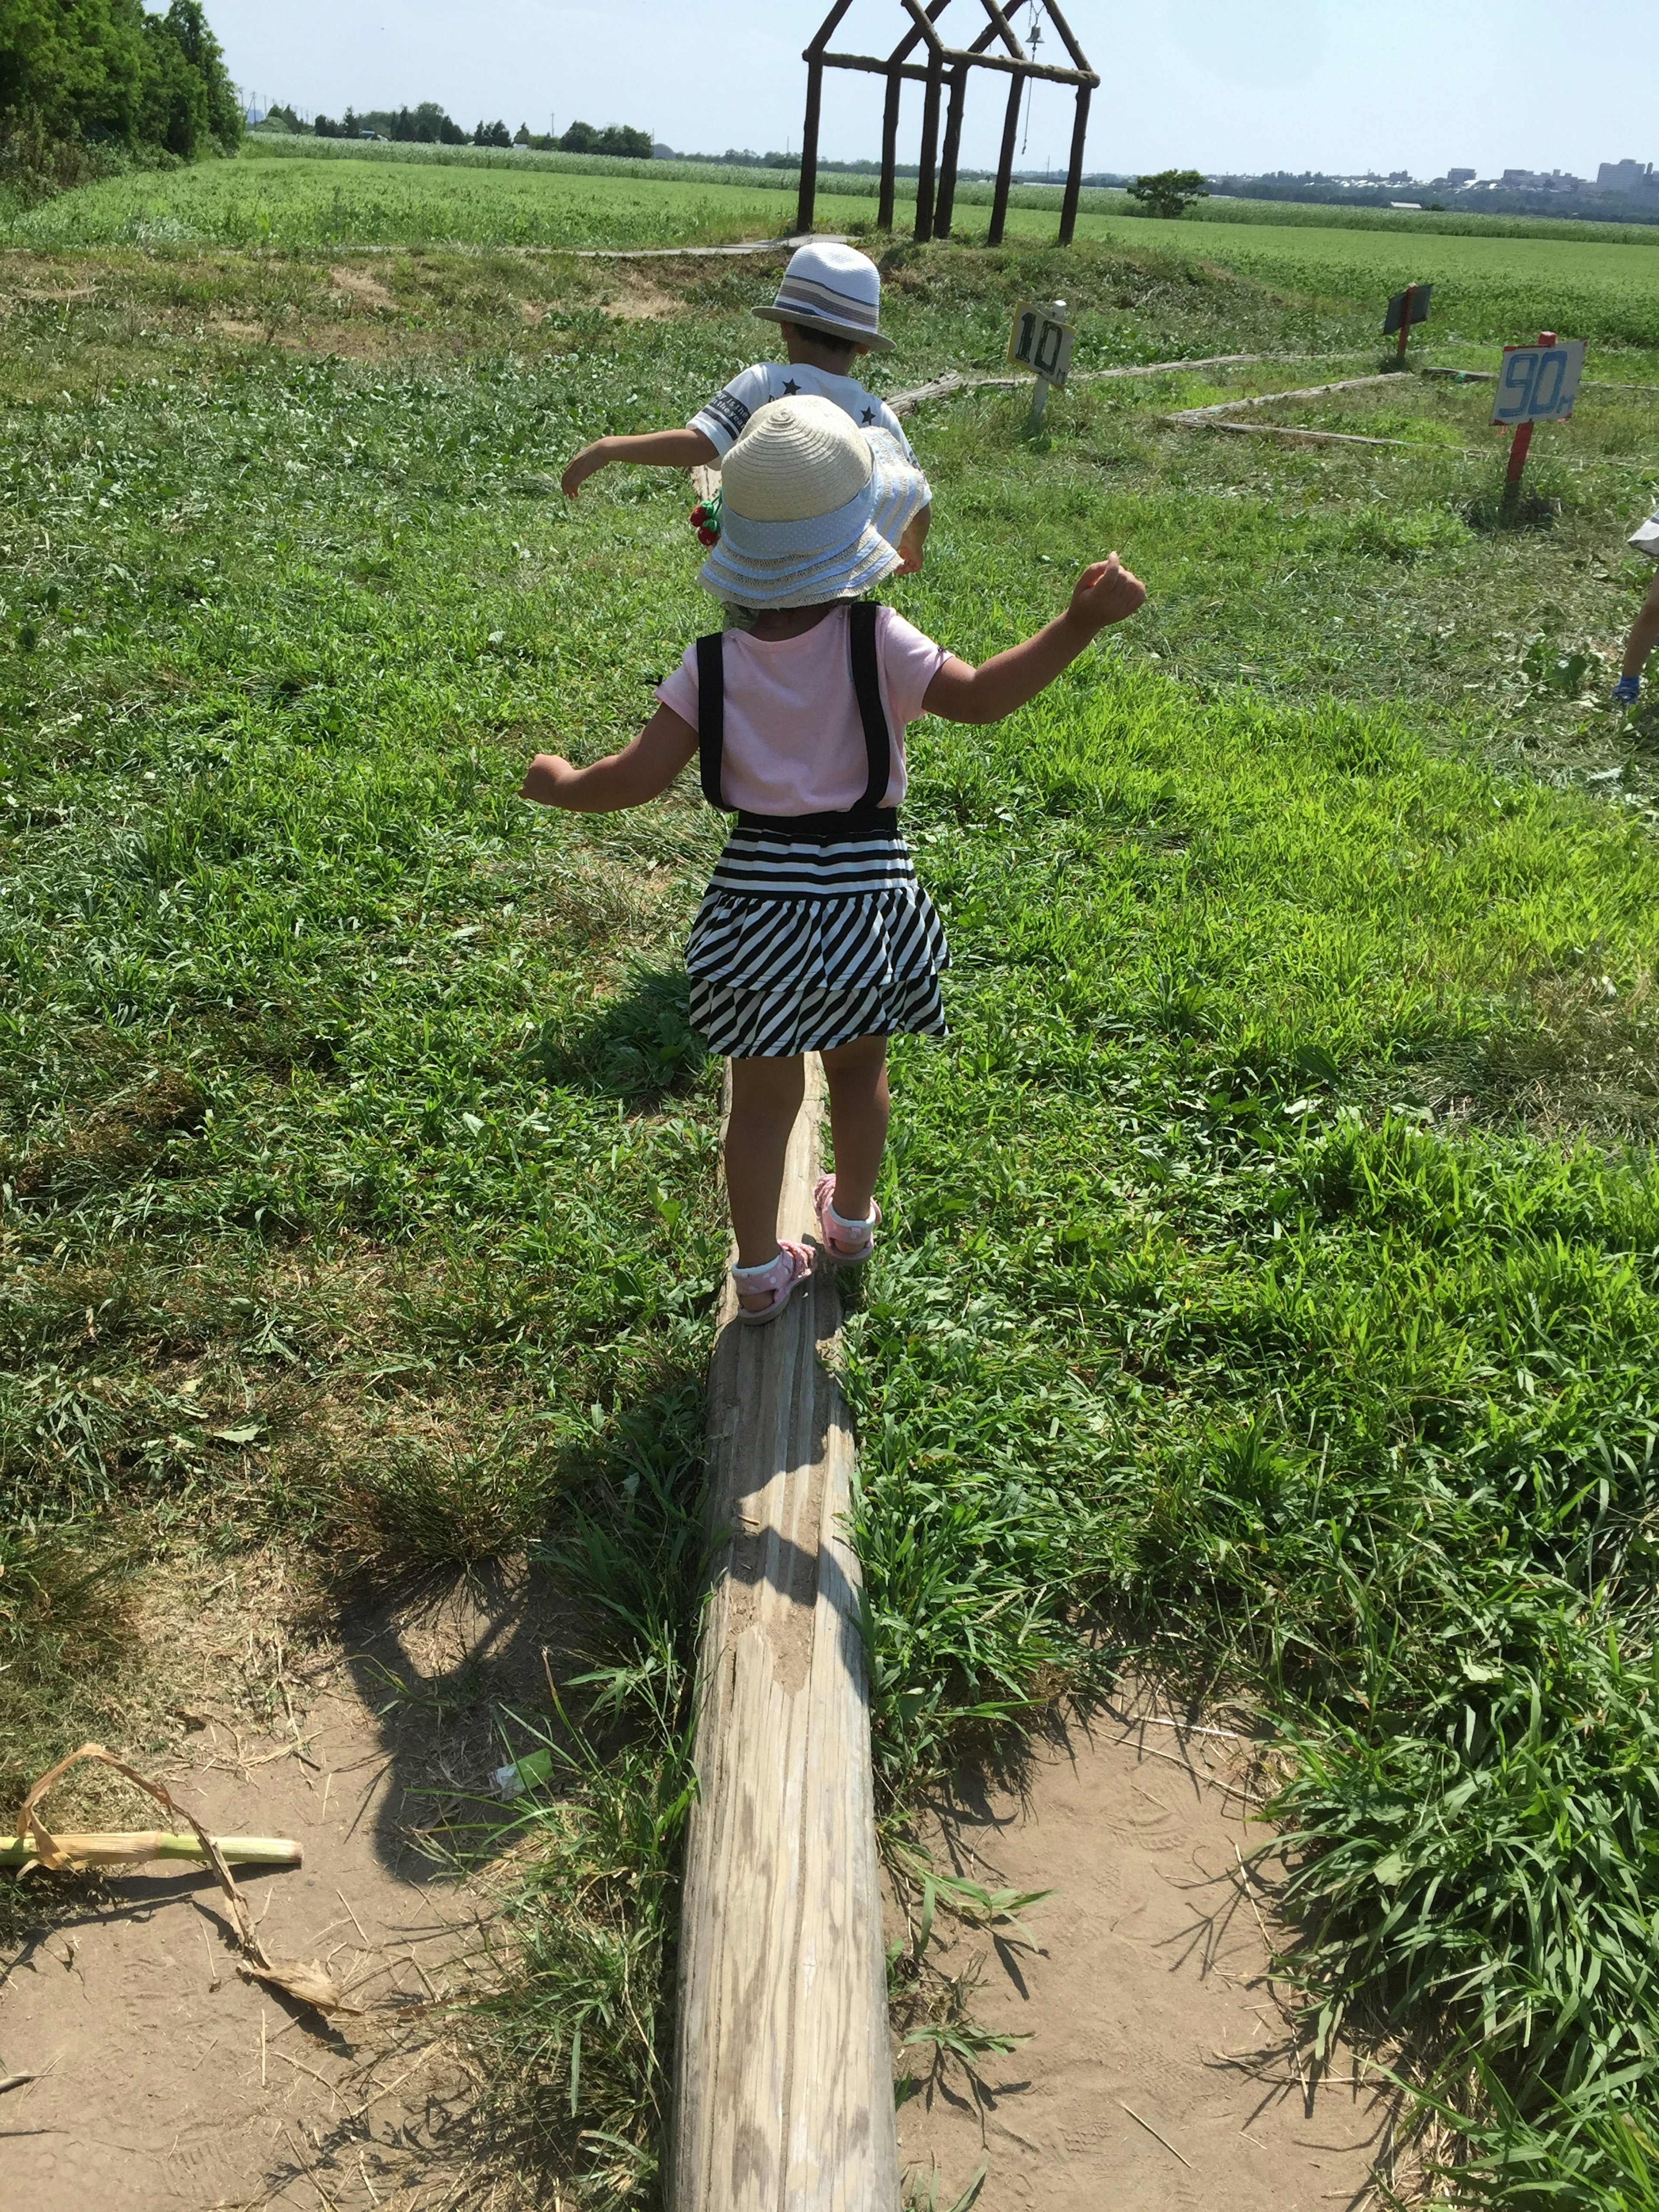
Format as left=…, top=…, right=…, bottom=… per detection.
left=4, top=1579, right=1393, bottom=2212
left=896, top=1711, right=1395, bottom=2212
left=0, top=1566, right=567, bottom=2211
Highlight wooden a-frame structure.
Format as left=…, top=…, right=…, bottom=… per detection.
left=796, top=0, right=1100, bottom=246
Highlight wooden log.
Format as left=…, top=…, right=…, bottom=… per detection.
left=672, top=1056, right=896, bottom=2212
left=934, top=64, right=968, bottom=240
left=987, top=65, right=1024, bottom=245
left=913, top=57, right=944, bottom=243
left=877, top=67, right=903, bottom=230
left=797, top=58, right=825, bottom=237
left=1166, top=371, right=1400, bottom=420
left=1058, top=81, right=1092, bottom=246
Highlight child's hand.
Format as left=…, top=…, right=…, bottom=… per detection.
left=1067, top=554, right=1146, bottom=635
left=560, top=444, right=606, bottom=499
left=521, top=753, right=577, bottom=806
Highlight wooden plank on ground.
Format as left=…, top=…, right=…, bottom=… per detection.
left=1166, top=371, right=1400, bottom=423
left=673, top=1056, right=895, bottom=2212
left=885, top=354, right=1353, bottom=416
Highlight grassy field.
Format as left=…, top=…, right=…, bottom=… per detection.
left=3, top=178, right=1659, bottom=2207
left=203, top=135, right=1659, bottom=245
left=6, top=148, right=1658, bottom=348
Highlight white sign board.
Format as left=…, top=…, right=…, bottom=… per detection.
left=1491, top=340, right=1586, bottom=426
left=1008, top=301, right=1075, bottom=389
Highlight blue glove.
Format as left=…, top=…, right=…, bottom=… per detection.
left=1614, top=674, right=1641, bottom=704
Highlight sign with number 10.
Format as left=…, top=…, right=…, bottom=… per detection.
left=1491, top=340, right=1586, bottom=426
left=1008, top=301, right=1075, bottom=389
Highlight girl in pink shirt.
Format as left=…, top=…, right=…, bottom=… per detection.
left=523, top=397, right=1145, bottom=1322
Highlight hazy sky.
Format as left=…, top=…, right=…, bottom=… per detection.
left=212, top=0, right=1657, bottom=182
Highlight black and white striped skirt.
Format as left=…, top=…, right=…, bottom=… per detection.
left=685, top=822, right=948, bottom=1060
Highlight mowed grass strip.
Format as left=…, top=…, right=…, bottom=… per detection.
left=2, top=228, right=1658, bottom=2202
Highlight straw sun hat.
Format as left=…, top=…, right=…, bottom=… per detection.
left=697, top=394, right=931, bottom=610
left=753, top=239, right=894, bottom=352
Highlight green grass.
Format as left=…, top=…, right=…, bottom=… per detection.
left=6, top=147, right=1656, bottom=348
left=226, top=136, right=1659, bottom=247
left=3, top=216, right=1659, bottom=2205
left=1073, top=212, right=1659, bottom=347
left=0, top=152, right=823, bottom=250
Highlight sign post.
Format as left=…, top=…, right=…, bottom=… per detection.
left=1008, top=298, right=1075, bottom=432
left=1490, top=330, right=1585, bottom=510
left=1383, top=282, right=1433, bottom=366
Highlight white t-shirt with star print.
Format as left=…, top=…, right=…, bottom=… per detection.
left=689, top=361, right=917, bottom=462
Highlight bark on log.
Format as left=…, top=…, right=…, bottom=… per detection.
left=672, top=1057, right=896, bottom=2212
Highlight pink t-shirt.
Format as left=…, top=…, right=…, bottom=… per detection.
left=656, top=602, right=947, bottom=816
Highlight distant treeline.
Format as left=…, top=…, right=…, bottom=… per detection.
left=258, top=101, right=652, bottom=159
left=0, top=0, right=240, bottom=200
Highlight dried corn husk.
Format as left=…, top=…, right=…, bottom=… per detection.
left=10, top=1743, right=357, bottom=2017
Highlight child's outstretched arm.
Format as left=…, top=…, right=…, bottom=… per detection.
left=922, top=555, right=1146, bottom=725
left=520, top=704, right=699, bottom=814
left=562, top=429, right=718, bottom=499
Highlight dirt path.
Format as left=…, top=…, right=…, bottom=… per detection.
left=0, top=1565, right=568, bottom=2211
left=896, top=1713, right=1392, bottom=2212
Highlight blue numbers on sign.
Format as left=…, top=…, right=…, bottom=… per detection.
left=1532, top=349, right=1566, bottom=415
left=1496, top=349, right=1539, bottom=422
left=1493, top=344, right=1582, bottom=425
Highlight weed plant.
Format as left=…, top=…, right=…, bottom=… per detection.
left=3, top=224, right=1659, bottom=2202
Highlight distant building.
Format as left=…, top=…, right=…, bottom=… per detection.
left=1446, top=167, right=1475, bottom=184
left=1598, top=159, right=1656, bottom=191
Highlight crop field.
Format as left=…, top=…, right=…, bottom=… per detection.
left=1100, top=209, right=1659, bottom=347
left=193, top=135, right=1659, bottom=247
left=4, top=177, right=1659, bottom=2208
left=7, top=146, right=1659, bottom=349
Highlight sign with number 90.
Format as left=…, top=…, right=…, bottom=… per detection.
left=1491, top=340, right=1586, bottom=426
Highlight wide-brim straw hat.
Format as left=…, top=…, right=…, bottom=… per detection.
left=698, top=396, right=931, bottom=610
left=753, top=240, right=894, bottom=353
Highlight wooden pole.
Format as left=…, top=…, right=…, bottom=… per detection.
left=988, top=66, right=1023, bottom=246
left=1058, top=80, right=1091, bottom=245
left=913, top=56, right=943, bottom=242
left=672, top=1058, right=896, bottom=2212
left=1395, top=282, right=1417, bottom=365
left=1502, top=328, right=1556, bottom=512
left=796, top=57, right=824, bottom=236
left=934, top=64, right=967, bottom=239
left=877, top=65, right=902, bottom=229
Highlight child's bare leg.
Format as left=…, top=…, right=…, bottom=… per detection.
left=726, top=1054, right=807, bottom=1300
left=820, top=1034, right=890, bottom=1221
left=1623, top=571, right=1659, bottom=680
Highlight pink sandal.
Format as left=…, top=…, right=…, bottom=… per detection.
left=732, top=1239, right=814, bottom=1326
left=812, top=1175, right=880, bottom=1266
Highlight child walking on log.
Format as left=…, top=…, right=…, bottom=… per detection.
left=522, top=395, right=1144, bottom=1320
left=560, top=240, right=933, bottom=575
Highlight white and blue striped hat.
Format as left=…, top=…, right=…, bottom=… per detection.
left=753, top=240, right=893, bottom=353
left=697, top=396, right=931, bottom=610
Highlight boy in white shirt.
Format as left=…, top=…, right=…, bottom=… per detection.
left=559, top=241, right=932, bottom=573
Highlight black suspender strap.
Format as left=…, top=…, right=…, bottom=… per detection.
left=695, top=605, right=893, bottom=823
left=847, top=600, right=892, bottom=819
left=695, top=631, right=726, bottom=810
